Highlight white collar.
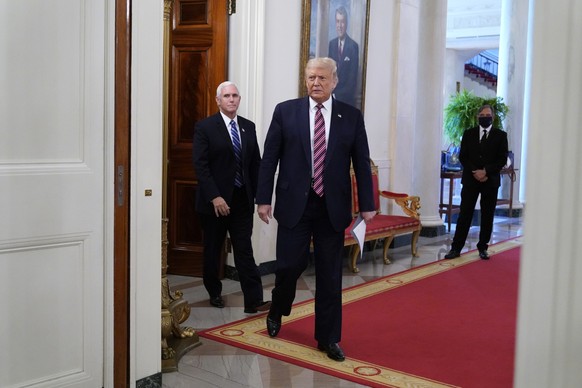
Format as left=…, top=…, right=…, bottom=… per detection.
left=219, top=111, right=237, bottom=127
left=309, top=97, right=332, bottom=112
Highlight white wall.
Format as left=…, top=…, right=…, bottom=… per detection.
left=463, top=77, right=497, bottom=98
left=364, top=0, right=397, bottom=166
left=227, top=0, right=303, bottom=265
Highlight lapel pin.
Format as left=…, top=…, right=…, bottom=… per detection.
left=337, top=114, right=342, bottom=118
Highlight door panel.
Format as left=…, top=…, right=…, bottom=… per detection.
left=166, top=0, right=228, bottom=276
left=0, top=1, right=106, bottom=386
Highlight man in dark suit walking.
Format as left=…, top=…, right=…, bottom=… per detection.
left=256, top=57, right=376, bottom=361
left=328, top=6, right=359, bottom=107
left=445, top=104, right=509, bottom=260
left=193, top=81, right=270, bottom=313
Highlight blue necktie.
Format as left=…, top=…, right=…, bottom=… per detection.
left=230, top=120, right=243, bottom=187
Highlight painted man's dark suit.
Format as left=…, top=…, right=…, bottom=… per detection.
left=256, top=97, right=375, bottom=344
left=193, top=112, right=264, bottom=309
left=328, top=35, right=359, bottom=107
left=451, top=126, right=508, bottom=253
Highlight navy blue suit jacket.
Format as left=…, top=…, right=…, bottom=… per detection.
left=256, top=97, right=374, bottom=232
left=193, top=112, right=261, bottom=215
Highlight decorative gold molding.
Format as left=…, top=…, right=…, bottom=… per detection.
left=162, top=0, right=173, bottom=217
left=163, top=0, right=173, bottom=21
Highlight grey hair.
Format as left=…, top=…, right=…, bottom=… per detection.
left=216, top=81, right=239, bottom=97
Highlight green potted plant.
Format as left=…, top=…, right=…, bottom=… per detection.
left=442, top=89, right=509, bottom=170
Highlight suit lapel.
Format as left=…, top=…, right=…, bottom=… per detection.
left=326, top=99, right=342, bottom=165
left=214, top=113, right=231, bottom=144
left=238, top=117, right=249, bottom=164
left=299, top=98, right=312, bottom=166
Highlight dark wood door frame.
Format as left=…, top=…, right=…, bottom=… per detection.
left=114, top=0, right=131, bottom=386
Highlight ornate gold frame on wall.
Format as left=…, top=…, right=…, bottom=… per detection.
left=299, top=0, right=370, bottom=113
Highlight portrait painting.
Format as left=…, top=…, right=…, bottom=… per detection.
left=300, top=0, right=370, bottom=112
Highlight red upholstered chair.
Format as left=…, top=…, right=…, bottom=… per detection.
left=345, top=160, right=422, bottom=272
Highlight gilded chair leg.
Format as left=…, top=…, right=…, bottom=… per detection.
left=411, top=229, right=421, bottom=257
left=351, top=245, right=361, bottom=273
left=383, top=236, right=394, bottom=264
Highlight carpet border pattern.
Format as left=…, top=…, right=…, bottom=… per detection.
left=200, top=238, right=522, bottom=388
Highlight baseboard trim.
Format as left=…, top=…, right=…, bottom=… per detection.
left=419, top=225, right=446, bottom=237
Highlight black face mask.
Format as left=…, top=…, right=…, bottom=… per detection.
left=479, top=116, right=493, bottom=128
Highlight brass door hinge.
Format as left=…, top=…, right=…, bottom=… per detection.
left=228, top=0, right=236, bottom=15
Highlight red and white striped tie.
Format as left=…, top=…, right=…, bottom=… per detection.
left=313, top=104, right=326, bottom=196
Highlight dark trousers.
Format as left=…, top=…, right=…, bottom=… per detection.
left=271, top=190, right=344, bottom=344
left=199, top=187, right=263, bottom=308
left=451, top=183, right=499, bottom=252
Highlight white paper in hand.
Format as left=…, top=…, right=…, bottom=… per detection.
left=350, top=214, right=367, bottom=261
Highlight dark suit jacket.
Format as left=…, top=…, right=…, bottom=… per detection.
left=256, top=97, right=374, bottom=232
left=459, top=126, right=508, bottom=188
left=193, top=112, right=261, bottom=215
left=328, top=35, right=359, bottom=106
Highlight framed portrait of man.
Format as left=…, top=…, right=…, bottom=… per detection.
left=300, top=0, right=370, bottom=112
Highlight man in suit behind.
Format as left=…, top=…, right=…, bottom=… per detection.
left=193, top=81, right=270, bottom=313
left=445, top=104, right=509, bottom=260
left=256, top=57, right=376, bottom=362
left=328, top=6, right=359, bottom=107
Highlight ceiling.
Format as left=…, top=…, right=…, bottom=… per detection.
left=446, top=0, right=501, bottom=52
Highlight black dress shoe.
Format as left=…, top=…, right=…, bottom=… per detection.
left=266, top=314, right=281, bottom=337
left=479, top=250, right=490, bottom=260
left=209, top=296, right=224, bottom=308
left=317, top=342, right=345, bottom=362
left=244, top=301, right=272, bottom=314
left=444, top=249, right=460, bottom=259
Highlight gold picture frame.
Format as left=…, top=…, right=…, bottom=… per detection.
left=299, top=0, right=370, bottom=112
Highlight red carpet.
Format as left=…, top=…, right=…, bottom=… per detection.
left=200, top=240, right=521, bottom=387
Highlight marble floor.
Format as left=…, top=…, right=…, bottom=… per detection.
left=163, top=214, right=523, bottom=388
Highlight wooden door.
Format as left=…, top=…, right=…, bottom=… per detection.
left=166, top=0, right=228, bottom=276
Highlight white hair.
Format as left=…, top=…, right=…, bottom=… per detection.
left=216, top=81, right=239, bottom=97
left=305, top=57, right=338, bottom=82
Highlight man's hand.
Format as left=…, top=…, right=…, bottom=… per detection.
left=361, top=210, right=376, bottom=224
left=257, top=204, right=273, bottom=224
left=211, top=196, right=230, bottom=217
left=472, top=169, right=488, bottom=182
